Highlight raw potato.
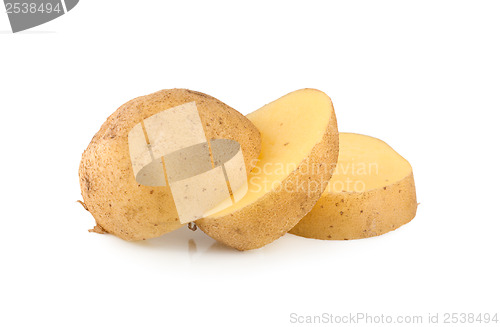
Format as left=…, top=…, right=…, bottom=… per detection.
left=79, top=89, right=261, bottom=240
left=289, top=133, right=417, bottom=240
left=196, top=89, right=339, bottom=250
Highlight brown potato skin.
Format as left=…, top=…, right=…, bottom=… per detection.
left=289, top=173, right=417, bottom=240
left=196, top=112, right=339, bottom=251
left=79, top=89, right=261, bottom=241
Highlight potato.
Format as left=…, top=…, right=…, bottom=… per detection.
left=196, top=89, right=339, bottom=250
left=289, top=133, right=417, bottom=240
left=79, top=89, right=261, bottom=240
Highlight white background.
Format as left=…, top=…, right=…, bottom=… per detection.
left=1, top=1, right=499, bottom=326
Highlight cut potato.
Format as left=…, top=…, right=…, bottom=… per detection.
left=79, top=89, right=261, bottom=241
left=289, top=133, right=417, bottom=240
left=196, top=89, right=339, bottom=250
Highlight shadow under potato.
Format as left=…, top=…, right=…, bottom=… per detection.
left=130, top=226, right=238, bottom=254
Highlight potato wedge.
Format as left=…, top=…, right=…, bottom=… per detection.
left=289, top=133, right=417, bottom=240
left=79, top=89, right=261, bottom=240
left=196, top=89, right=339, bottom=250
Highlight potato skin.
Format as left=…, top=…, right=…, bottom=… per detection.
left=196, top=113, right=339, bottom=251
left=289, top=173, right=417, bottom=240
left=79, top=89, right=261, bottom=241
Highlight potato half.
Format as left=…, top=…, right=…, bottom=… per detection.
left=289, top=133, right=417, bottom=240
left=79, top=89, right=261, bottom=240
left=196, top=89, right=339, bottom=250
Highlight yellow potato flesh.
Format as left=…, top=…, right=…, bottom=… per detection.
left=326, top=133, right=412, bottom=193
left=290, top=132, right=417, bottom=240
left=211, top=89, right=333, bottom=217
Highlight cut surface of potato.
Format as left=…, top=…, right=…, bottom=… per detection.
left=196, top=89, right=339, bottom=250
left=79, top=89, right=261, bottom=241
left=289, top=133, right=417, bottom=240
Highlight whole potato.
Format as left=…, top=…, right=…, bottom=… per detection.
left=79, top=89, right=261, bottom=240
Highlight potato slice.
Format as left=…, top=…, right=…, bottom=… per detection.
left=289, top=133, right=417, bottom=240
left=79, top=89, right=261, bottom=241
left=196, top=89, right=339, bottom=250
